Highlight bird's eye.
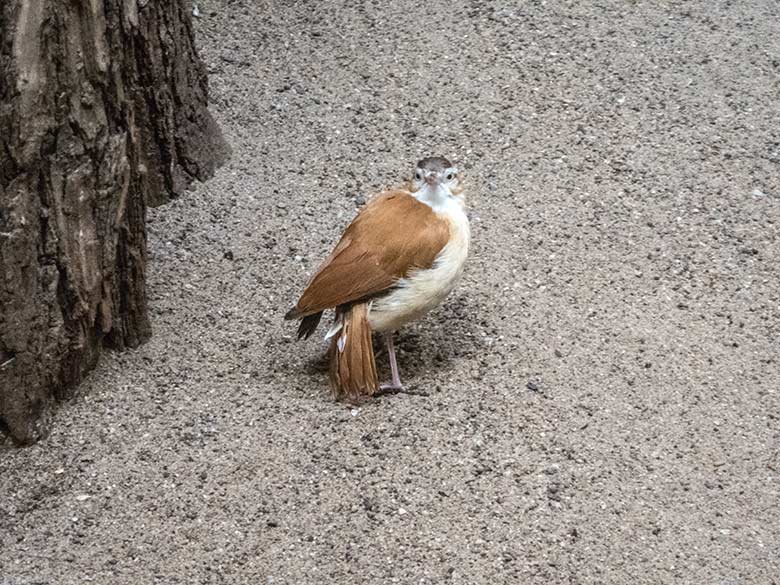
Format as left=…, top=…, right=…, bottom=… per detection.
left=446, top=173, right=454, bottom=181
left=415, top=171, right=422, bottom=180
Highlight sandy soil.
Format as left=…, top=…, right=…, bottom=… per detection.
left=2, top=0, right=779, bottom=583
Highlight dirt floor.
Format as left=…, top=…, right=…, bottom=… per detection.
left=2, top=0, right=779, bottom=583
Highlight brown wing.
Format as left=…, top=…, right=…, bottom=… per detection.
left=286, top=190, right=449, bottom=318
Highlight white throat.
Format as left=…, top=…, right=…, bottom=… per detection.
left=413, top=183, right=454, bottom=213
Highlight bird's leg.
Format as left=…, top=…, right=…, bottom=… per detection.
left=376, top=332, right=429, bottom=397
left=380, top=332, right=403, bottom=391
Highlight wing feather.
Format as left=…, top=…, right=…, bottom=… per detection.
left=287, top=190, right=449, bottom=318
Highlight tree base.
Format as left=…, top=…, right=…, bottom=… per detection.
left=0, top=0, right=229, bottom=443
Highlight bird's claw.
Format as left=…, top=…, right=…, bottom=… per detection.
left=375, top=384, right=429, bottom=397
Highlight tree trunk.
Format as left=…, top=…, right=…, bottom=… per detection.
left=0, top=1, right=229, bottom=443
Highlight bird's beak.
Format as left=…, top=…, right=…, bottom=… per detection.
left=424, top=173, right=438, bottom=186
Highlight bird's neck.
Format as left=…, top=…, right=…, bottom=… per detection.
left=413, top=184, right=461, bottom=214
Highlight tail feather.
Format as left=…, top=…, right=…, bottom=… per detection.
left=328, top=303, right=378, bottom=402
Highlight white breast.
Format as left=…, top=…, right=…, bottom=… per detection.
left=368, top=198, right=470, bottom=333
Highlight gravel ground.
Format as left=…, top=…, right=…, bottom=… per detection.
left=2, top=0, right=779, bottom=583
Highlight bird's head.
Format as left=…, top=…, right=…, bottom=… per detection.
left=410, top=156, right=464, bottom=207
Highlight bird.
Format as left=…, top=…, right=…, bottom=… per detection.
left=284, top=156, right=470, bottom=402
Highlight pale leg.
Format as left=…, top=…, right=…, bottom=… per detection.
left=380, top=332, right=403, bottom=391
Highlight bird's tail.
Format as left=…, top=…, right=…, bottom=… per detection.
left=328, top=302, right=378, bottom=402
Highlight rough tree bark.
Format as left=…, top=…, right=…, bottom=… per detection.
left=0, top=1, right=228, bottom=443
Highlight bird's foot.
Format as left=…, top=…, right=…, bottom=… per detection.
left=375, top=383, right=429, bottom=397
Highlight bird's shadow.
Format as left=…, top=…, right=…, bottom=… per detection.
left=303, top=293, right=485, bottom=382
